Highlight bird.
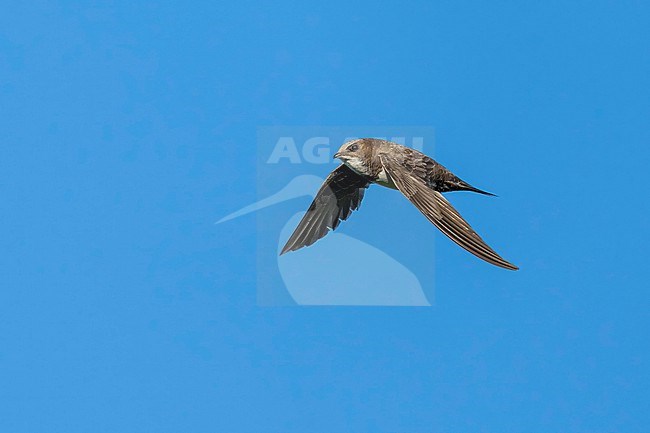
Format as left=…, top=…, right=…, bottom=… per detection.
left=280, top=138, right=518, bottom=270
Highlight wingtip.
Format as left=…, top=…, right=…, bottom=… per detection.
left=279, top=243, right=292, bottom=256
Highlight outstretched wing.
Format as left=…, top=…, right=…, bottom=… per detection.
left=280, top=165, right=371, bottom=255
left=379, top=154, right=518, bottom=270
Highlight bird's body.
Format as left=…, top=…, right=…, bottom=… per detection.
left=281, top=138, right=518, bottom=270
left=338, top=139, right=494, bottom=195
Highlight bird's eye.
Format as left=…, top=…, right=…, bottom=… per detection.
left=347, top=144, right=359, bottom=152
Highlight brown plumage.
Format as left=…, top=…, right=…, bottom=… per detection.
left=281, top=138, right=518, bottom=270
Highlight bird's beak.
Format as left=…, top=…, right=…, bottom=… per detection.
left=333, top=151, right=341, bottom=159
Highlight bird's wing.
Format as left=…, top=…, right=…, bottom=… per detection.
left=280, top=164, right=371, bottom=255
left=379, top=154, right=518, bottom=270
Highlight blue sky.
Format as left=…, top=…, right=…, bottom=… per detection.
left=2, top=1, right=649, bottom=432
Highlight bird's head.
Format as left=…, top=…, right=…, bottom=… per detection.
left=333, top=139, right=372, bottom=175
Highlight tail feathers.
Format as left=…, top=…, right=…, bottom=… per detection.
left=462, top=184, right=497, bottom=196
left=452, top=180, right=497, bottom=196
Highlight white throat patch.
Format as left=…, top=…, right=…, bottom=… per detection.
left=343, top=156, right=368, bottom=176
